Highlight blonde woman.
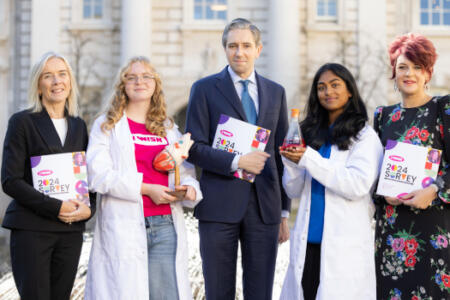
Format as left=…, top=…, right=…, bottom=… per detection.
left=85, top=56, right=202, bottom=300
left=1, top=52, right=95, bottom=300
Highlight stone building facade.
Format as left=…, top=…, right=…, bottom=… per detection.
left=0, top=0, right=449, bottom=208
left=2, top=0, right=450, bottom=122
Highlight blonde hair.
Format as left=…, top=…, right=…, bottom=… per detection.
left=28, top=51, right=79, bottom=116
left=101, top=56, right=173, bottom=137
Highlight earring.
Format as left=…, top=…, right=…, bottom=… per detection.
left=425, top=82, right=429, bottom=90
left=394, top=82, right=398, bottom=92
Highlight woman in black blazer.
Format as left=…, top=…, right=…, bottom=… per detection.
left=1, top=52, right=96, bottom=300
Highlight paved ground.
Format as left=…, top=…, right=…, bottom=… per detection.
left=0, top=212, right=290, bottom=300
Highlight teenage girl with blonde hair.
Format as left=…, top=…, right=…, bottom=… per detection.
left=85, top=56, right=202, bottom=300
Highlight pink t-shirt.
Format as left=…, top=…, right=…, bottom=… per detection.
left=128, top=118, right=171, bottom=217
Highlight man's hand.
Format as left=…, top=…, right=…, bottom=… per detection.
left=278, top=217, right=290, bottom=244
left=238, top=151, right=270, bottom=175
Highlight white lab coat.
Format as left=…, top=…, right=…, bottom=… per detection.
left=84, top=114, right=202, bottom=300
left=280, top=125, right=383, bottom=300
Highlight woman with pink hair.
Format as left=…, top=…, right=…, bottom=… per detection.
left=374, top=33, right=450, bottom=299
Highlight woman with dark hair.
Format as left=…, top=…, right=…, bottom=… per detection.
left=279, top=63, right=383, bottom=300
left=374, top=33, right=450, bottom=299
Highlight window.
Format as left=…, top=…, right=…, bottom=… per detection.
left=69, top=0, right=112, bottom=31
left=83, top=0, right=103, bottom=19
left=317, top=0, right=337, bottom=20
left=194, top=0, right=227, bottom=20
left=420, top=0, right=450, bottom=26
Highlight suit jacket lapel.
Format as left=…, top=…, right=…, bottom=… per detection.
left=62, top=116, right=79, bottom=152
left=215, top=67, right=248, bottom=121
left=255, top=72, right=270, bottom=127
left=30, top=109, right=63, bottom=153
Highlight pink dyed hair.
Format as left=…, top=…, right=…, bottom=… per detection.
left=388, top=33, right=437, bottom=80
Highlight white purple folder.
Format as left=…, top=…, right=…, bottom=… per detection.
left=30, top=152, right=90, bottom=206
left=376, top=140, right=441, bottom=198
left=212, top=114, right=271, bottom=182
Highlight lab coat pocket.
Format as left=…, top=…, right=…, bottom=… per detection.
left=99, top=217, right=145, bottom=260
left=324, top=237, right=373, bottom=279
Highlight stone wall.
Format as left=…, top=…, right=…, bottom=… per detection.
left=12, top=0, right=32, bottom=113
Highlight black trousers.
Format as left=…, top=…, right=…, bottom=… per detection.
left=199, top=190, right=280, bottom=300
left=10, top=229, right=83, bottom=300
left=302, top=242, right=321, bottom=300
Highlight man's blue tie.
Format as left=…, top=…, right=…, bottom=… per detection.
left=239, top=80, right=257, bottom=124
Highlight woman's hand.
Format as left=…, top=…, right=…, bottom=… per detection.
left=174, top=185, right=197, bottom=201
left=384, top=196, right=402, bottom=206
left=58, top=199, right=91, bottom=224
left=399, top=185, right=436, bottom=209
left=278, top=217, right=290, bottom=244
left=142, top=183, right=178, bottom=205
left=59, top=201, right=77, bottom=214
left=279, top=146, right=306, bottom=164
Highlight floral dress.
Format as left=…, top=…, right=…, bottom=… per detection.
left=374, top=95, right=450, bottom=300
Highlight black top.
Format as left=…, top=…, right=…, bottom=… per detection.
left=1, top=108, right=96, bottom=232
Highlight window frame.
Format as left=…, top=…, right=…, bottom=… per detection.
left=412, top=0, right=450, bottom=35
left=82, top=0, right=104, bottom=20
left=316, top=0, right=338, bottom=22
left=182, top=0, right=228, bottom=31
left=193, top=0, right=227, bottom=21
left=69, top=0, right=112, bottom=30
left=306, top=0, right=348, bottom=32
left=419, top=0, right=450, bottom=26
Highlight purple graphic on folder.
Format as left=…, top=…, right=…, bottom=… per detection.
left=30, top=156, right=41, bottom=168
left=385, top=139, right=398, bottom=150
left=218, top=114, right=230, bottom=124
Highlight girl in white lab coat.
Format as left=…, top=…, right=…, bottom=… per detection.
left=85, top=56, right=202, bottom=300
left=279, top=63, right=383, bottom=300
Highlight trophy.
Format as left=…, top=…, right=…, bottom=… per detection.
left=153, top=133, right=194, bottom=198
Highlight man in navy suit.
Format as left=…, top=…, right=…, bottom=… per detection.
left=185, top=18, right=290, bottom=300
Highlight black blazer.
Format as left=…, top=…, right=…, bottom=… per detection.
left=186, top=67, right=290, bottom=224
left=1, top=109, right=96, bottom=232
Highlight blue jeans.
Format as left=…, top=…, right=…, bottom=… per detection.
left=145, top=215, right=179, bottom=300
